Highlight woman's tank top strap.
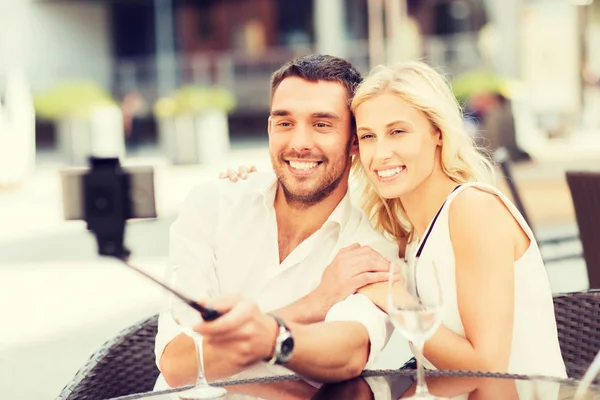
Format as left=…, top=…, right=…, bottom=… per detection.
left=439, top=181, right=536, bottom=243
left=415, top=184, right=462, bottom=258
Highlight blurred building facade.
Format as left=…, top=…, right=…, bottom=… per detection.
left=1, top=0, right=599, bottom=143
left=110, top=0, right=489, bottom=114
left=0, top=0, right=487, bottom=103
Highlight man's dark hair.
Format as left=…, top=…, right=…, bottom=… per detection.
left=270, top=54, right=363, bottom=107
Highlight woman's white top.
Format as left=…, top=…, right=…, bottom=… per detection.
left=405, top=182, right=567, bottom=378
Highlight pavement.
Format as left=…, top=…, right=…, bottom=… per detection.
left=0, top=136, right=598, bottom=399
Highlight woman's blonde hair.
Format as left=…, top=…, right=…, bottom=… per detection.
left=350, top=61, right=495, bottom=246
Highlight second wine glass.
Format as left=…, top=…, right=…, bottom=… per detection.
left=388, top=259, right=446, bottom=400
left=168, top=266, right=227, bottom=399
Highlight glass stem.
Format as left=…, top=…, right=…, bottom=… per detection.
left=193, top=333, right=208, bottom=387
left=413, top=340, right=430, bottom=396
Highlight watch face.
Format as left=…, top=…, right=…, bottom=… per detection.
left=280, top=336, right=294, bottom=361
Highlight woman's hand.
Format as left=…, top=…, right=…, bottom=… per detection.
left=218, top=165, right=257, bottom=182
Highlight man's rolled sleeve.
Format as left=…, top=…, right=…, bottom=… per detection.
left=154, top=311, right=183, bottom=369
left=324, top=293, right=393, bottom=368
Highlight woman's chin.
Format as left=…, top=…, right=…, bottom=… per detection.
left=366, top=174, right=409, bottom=199
left=375, top=185, right=406, bottom=200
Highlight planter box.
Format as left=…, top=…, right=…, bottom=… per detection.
left=158, top=109, right=231, bottom=165
left=57, top=106, right=126, bottom=165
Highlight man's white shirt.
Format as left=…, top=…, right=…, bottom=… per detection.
left=154, top=172, right=398, bottom=388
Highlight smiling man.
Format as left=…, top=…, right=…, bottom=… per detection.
left=268, top=76, right=352, bottom=209
left=154, top=55, right=399, bottom=388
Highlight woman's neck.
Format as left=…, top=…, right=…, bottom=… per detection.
left=401, top=168, right=459, bottom=240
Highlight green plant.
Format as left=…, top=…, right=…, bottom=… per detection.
left=451, top=70, right=508, bottom=105
left=154, top=85, right=236, bottom=118
left=34, top=80, right=115, bottom=120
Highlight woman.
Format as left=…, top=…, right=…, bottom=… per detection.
left=350, top=61, right=565, bottom=377
left=221, top=61, right=566, bottom=378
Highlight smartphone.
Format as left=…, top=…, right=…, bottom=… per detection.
left=60, top=165, right=157, bottom=220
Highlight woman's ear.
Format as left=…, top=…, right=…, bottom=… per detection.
left=435, top=129, right=442, bottom=146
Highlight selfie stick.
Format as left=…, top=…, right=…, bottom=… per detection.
left=82, top=157, right=221, bottom=321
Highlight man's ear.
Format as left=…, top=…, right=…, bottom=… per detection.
left=349, top=135, right=359, bottom=156
left=267, top=116, right=272, bottom=135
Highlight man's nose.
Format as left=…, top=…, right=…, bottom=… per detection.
left=289, top=124, right=315, bottom=152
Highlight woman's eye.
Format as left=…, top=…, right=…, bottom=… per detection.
left=360, top=134, right=374, bottom=140
left=391, top=129, right=405, bottom=135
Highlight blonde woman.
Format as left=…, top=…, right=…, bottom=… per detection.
left=221, top=61, right=566, bottom=378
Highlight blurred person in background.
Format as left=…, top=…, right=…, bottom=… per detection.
left=154, top=54, right=402, bottom=390
left=470, top=91, right=530, bottom=162
left=121, top=90, right=146, bottom=151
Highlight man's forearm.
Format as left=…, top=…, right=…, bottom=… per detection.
left=272, top=292, right=328, bottom=324
left=284, top=321, right=370, bottom=383
left=159, top=333, right=245, bottom=387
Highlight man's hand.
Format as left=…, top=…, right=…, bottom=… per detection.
left=194, top=296, right=278, bottom=370
left=358, top=262, right=414, bottom=313
left=308, top=244, right=394, bottom=319
left=196, top=296, right=375, bottom=383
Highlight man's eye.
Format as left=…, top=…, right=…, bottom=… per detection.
left=315, top=123, right=331, bottom=128
left=278, top=122, right=292, bottom=127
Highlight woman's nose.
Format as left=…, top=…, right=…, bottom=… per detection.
left=373, top=137, right=393, bottom=162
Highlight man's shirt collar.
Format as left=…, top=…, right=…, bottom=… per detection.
left=257, top=174, right=353, bottom=231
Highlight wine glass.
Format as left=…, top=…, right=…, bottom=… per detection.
left=388, top=259, right=446, bottom=399
left=574, top=349, right=600, bottom=400
left=167, top=266, right=226, bottom=399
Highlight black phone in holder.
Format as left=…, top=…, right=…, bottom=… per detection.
left=70, top=156, right=222, bottom=322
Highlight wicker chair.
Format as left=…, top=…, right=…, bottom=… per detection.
left=57, top=315, right=160, bottom=400
left=566, top=171, right=600, bottom=289
left=554, top=290, right=600, bottom=379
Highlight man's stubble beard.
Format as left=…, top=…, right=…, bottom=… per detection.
left=272, top=138, right=353, bottom=209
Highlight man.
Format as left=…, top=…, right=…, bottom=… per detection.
left=155, top=54, right=398, bottom=388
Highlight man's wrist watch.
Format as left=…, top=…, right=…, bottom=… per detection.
left=266, top=314, right=294, bottom=365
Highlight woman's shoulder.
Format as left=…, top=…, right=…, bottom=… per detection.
left=445, top=184, right=524, bottom=272
left=447, top=184, right=517, bottom=236
left=449, top=183, right=509, bottom=214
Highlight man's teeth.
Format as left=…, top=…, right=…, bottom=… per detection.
left=377, top=166, right=404, bottom=178
left=290, top=161, right=318, bottom=170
